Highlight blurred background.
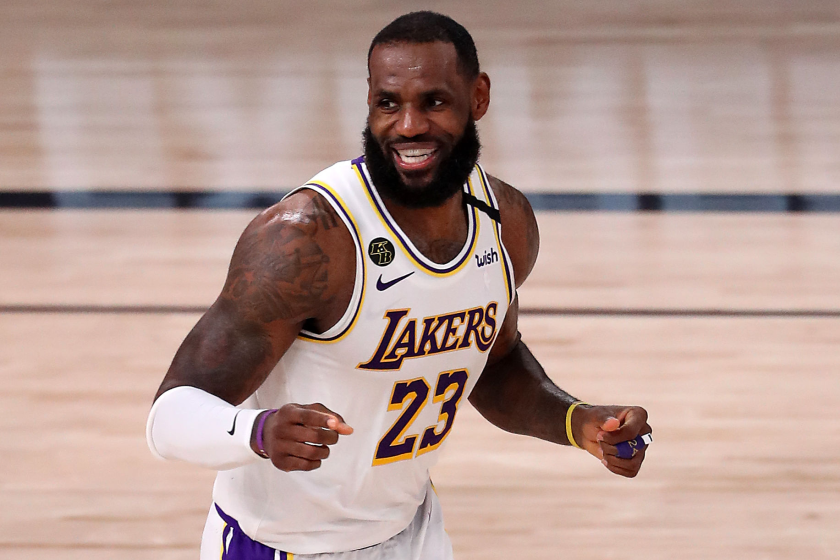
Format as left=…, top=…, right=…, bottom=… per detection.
left=1, top=1, right=838, bottom=559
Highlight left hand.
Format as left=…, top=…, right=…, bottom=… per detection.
left=571, top=405, right=651, bottom=478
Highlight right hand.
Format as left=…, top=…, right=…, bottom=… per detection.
left=254, top=403, right=353, bottom=472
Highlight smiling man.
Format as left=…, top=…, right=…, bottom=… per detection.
left=146, top=11, right=651, bottom=560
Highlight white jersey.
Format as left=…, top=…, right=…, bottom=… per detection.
left=213, top=157, right=515, bottom=554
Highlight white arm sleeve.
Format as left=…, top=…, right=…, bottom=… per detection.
left=146, top=385, right=266, bottom=471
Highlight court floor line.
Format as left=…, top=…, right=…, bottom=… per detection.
left=1, top=304, right=839, bottom=318
left=2, top=191, right=840, bottom=212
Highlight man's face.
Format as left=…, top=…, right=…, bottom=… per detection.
left=365, top=41, right=489, bottom=207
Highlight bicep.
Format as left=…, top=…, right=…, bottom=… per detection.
left=155, top=192, right=351, bottom=405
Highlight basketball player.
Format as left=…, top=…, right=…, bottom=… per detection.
left=146, top=12, right=651, bottom=560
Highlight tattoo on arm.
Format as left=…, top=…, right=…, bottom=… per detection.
left=310, top=193, right=340, bottom=231
left=156, top=192, right=345, bottom=404
left=158, top=302, right=276, bottom=403
left=224, top=194, right=338, bottom=324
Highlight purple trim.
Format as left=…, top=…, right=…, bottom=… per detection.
left=475, top=165, right=497, bottom=210
left=351, top=155, right=365, bottom=165
left=477, top=165, right=515, bottom=303
left=352, top=160, right=477, bottom=275
left=296, top=183, right=365, bottom=342
left=255, top=409, right=278, bottom=458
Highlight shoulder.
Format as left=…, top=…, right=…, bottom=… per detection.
left=486, top=174, right=539, bottom=288
left=221, top=188, right=356, bottom=325
left=238, top=188, right=350, bottom=256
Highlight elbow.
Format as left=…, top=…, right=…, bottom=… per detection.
left=468, top=379, right=530, bottom=436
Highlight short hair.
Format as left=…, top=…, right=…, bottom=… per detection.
left=368, top=11, right=480, bottom=79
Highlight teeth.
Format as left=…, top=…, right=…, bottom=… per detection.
left=400, top=148, right=433, bottom=156
left=397, top=148, right=434, bottom=164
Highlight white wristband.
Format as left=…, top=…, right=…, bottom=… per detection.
left=146, top=386, right=265, bottom=470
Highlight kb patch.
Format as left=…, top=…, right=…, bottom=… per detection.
left=368, top=237, right=395, bottom=267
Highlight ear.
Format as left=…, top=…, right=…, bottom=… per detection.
left=471, top=73, right=491, bottom=121
left=367, top=77, right=372, bottom=108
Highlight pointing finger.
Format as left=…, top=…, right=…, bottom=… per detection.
left=326, top=415, right=354, bottom=435
left=295, top=409, right=351, bottom=434
left=303, top=404, right=354, bottom=435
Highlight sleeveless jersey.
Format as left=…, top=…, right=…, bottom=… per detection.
left=212, top=157, right=515, bottom=554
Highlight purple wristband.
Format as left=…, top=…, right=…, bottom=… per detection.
left=256, top=409, right=278, bottom=458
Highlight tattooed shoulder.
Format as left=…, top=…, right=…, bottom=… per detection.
left=487, top=174, right=540, bottom=288
left=221, top=191, right=349, bottom=325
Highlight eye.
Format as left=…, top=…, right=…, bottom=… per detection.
left=377, top=98, right=398, bottom=111
left=428, top=98, right=445, bottom=109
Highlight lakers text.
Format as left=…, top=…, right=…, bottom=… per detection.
left=358, top=303, right=499, bottom=371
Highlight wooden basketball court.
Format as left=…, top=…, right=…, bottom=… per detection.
left=1, top=2, right=839, bottom=559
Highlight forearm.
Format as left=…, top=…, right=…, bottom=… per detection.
left=469, top=338, right=578, bottom=445
left=146, top=386, right=266, bottom=470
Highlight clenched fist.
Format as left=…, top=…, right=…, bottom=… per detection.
left=570, top=404, right=651, bottom=478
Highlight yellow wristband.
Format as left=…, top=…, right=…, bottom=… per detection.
left=565, top=401, right=587, bottom=448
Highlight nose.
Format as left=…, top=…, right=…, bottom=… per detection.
left=394, top=105, right=429, bottom=138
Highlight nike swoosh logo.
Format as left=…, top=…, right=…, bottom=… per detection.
left=376, top=272, right=415, bottom=291
left=227, top=410, right=242, bottom=435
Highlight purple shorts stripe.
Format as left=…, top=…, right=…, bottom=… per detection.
left=215, top=504, right=283, bottom=560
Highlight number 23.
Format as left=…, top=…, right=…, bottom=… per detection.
left=373, top=369, right=468, bottom=466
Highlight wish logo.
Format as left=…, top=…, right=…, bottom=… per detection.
left=368, top=238, right=395, bottom=267
left=475, top=247, right=499, bottom=268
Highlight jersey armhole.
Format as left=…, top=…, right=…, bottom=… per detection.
left=475, top=165, right=516, bottom=303
left=283, top=183, right=366, bottom=343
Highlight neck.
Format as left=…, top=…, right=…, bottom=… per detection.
left=381, top=190, right=468, bottom=265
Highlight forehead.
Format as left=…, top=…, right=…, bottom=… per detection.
left=368, top=41, right=467, bottom=92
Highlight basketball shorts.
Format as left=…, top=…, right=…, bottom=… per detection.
left=199, top=481, right=454, bottom=560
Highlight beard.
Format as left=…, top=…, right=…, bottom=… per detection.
left=362, top=120, right=481, bottom=209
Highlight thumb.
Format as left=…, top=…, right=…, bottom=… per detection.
left=600, top=416, right=620, bottom=432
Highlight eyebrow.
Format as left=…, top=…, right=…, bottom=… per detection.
left=372, top=87, right=452, bottom=99
left=372, top=88, right=398, bottom=98
left=420, top=88, right=452, bottom=98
